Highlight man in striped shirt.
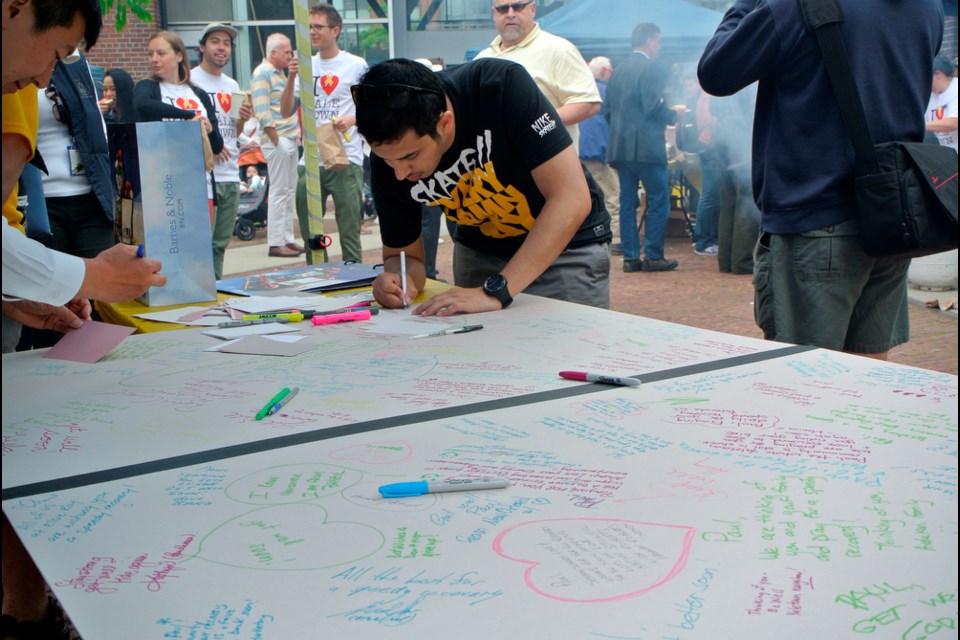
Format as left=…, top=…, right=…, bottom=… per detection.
left=251, top=33, right=303, bottom=257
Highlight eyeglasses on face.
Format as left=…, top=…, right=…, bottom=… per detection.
left=493, top=1, right=533, bottom=15
left=351, top=83, right=443, bottom=110
left=309, top=24, right=333, bottom=31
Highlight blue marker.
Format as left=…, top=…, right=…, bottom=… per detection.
left=378, top=478, right=509, bottom=499
left=136, top=244, right=145, bottom=258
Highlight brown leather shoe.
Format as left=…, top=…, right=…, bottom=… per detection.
left=286, top=242, right=305, bottom=254
left=268, top=245, right=300, bottom=257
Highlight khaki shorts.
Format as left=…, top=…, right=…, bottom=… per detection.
left=753, top=220, right=910, bottom=354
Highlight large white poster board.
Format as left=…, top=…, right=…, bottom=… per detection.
left=3, top=347, right=956, bottom=639
left=3, top=295, right=781, bottom=491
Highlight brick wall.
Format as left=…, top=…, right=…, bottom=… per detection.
left=85, top=4, right=163, bottom=81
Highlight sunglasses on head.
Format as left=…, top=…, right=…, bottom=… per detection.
left=351, top=83, right=443, bottom=110
left=494, top=1, right=533, bottom=15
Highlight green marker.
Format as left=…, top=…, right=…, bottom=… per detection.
left=256, top=387, right=291, bottom=421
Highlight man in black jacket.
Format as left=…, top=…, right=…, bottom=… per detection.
left=605, top=23, right=678, bottom=273
left=698, top=0, right=942, bottom=358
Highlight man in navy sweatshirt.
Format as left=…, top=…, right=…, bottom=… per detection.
left=698, top=0, right=943, bottom=359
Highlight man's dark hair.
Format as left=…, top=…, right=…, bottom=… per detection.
left=932, top=54, right=954, bottom=77
left=310, top=3, right=343, bottom=30
left=631, top=23, right=660, bottom=50
left=355, top=58, right=446, bottom=146
left=33, top=0, right=102, bottom=51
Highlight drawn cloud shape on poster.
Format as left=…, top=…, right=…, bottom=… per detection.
left=492, top=518, right=694, bottom=602
left=193, top=503, right=384, bottom=570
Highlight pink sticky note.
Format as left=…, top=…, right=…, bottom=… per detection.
left=42, top=320, right=136, bottom=363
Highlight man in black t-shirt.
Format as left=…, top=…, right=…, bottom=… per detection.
left=355, top=58, right=611, bottom=315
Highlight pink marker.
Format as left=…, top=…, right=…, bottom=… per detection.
left=559, top=371, right=641, bottom=387
left=311, top=309, right=372, bottom=325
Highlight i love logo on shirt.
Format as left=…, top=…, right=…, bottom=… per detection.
left=320, top=73, right=339, bottom=96
left=216, top=91, right=232, bottom=114
left=175, top=96, right=199, bottom=111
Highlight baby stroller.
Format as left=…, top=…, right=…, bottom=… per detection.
left=235, top=147, right=268, bottom=241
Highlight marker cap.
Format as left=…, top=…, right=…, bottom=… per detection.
left=378, top=481, right=428, bottom=498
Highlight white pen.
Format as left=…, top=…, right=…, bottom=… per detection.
left=411, top=324, right=484, bottom=339
left=379, top=478, right=509, bottom=498
left=399, top=250, right=408, bottom=309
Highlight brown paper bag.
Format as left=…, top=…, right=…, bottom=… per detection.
left=200, top=129, right=215, bottom=172
left=317, top=121, right=349, bottom=171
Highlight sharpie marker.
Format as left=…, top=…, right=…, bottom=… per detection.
left=256, top=387, right=291, bottom=420
left=379, top=478, right=510, bottom=499
left=559, top=371, right=641, bottom=388
left=411, top=324, right=484, bottom=339
left=311, top=309, right=373, bottom=325
left=267, top=386, right=299, bottom=415
left=218, top=318, right=290, bottom=328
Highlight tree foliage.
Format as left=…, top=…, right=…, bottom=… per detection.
left=99, top=0, right=154, bottom=32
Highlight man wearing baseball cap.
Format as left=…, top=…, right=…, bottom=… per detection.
left=191, top=22, right=254, bottom=279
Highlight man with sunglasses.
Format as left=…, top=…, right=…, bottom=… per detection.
left=475, top=0, right=600, bottom=151
left=355, top=58, right=611, bottom=315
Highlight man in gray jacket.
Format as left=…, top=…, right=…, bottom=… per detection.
left=605, top=22, right=678, bottom=273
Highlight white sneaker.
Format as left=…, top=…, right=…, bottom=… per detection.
left=694, top=244, right=719, bottom=256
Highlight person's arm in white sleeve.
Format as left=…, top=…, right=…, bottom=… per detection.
left=2, top=221, right=85, bottom=305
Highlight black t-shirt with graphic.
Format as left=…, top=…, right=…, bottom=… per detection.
left=372, top=58, right=610, bottom=259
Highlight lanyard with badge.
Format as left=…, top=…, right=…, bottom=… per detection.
left=45, top=80, right=85, bottom=176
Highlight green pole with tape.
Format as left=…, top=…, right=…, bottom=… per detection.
left=293, top=0, right=327, bottom=263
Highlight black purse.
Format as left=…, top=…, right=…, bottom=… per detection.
left=800, top=0, right=958, bottom=259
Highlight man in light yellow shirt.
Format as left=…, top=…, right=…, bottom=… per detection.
left=475, top=0, right=600, bottom=150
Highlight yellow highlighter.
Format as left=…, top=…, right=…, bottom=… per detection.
left=331, top=116, right=351, bottom=142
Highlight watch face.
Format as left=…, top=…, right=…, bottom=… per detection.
left=483, top=274, right=512, bottom=308
left=484, top=275, right=506, bottom=293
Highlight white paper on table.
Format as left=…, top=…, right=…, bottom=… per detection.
left=360, top=308, right=466, bottom=336
left=204, top=334, right=307, bottom=351
left=221, top=295, right=347, bottom=316
left=200, top=323, right=302, bottom=341
left=133, top=306, right=227, bottom=326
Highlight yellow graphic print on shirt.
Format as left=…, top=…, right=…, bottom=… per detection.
left=410, top=130, right=535, bottom=239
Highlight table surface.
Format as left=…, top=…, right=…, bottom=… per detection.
left=94, top=279, right=453, bottom=334
left=3, top=292, right=957, bottom=639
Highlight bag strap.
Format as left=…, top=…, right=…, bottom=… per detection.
left=798, top=0, right=879, bottom=175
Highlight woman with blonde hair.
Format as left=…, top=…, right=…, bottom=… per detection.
left=133, top=30, right=223, bottom=218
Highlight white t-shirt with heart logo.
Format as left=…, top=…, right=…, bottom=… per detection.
left=159, top=81, right=213, bottom=198
left=191, top=67, right=242, bottom=184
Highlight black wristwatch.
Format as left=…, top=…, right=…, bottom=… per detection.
left=483, top=274, right=513, bottom=309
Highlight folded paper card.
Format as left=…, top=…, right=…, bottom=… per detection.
left=42, top=321, right=136, bottom=363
